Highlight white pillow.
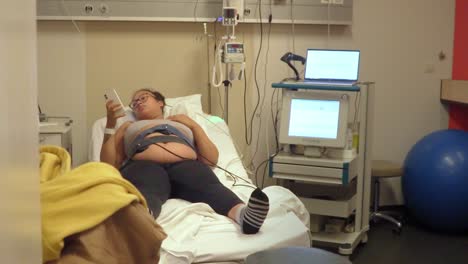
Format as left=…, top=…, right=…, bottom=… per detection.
left=164, top=94, right=203, bottom=118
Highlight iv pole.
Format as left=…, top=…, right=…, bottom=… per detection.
left=211, top=2, right=244, bottom=125
left=223, top=67, right=230, bottom=123
left=222, top=25, right=236, bottom=124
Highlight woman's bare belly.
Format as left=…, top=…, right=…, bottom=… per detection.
left=132, top=132, right=197, bottom=163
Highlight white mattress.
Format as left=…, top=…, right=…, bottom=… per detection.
left=90, top=113, right=310, bottom=264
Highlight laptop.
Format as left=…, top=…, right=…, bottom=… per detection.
left=302, top=49, right=360, bottom=86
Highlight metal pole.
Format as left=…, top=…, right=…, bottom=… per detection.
left=224, top=64, right=229, bottom=124
left=206, top=32, right=212, bottom=114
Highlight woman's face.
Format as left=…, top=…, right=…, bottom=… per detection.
left=130, top=90, right=164, bottom=120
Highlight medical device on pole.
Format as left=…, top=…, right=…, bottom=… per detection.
left=211, top=0, right=245, bottom=124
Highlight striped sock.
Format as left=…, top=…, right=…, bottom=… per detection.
left=241, top=188, right=269, bottom=234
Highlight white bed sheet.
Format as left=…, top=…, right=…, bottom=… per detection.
left=90, top=112, right=310, bottom=264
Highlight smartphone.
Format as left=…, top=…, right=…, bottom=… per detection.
left=104, top=89, right=136, bottom=122
left=104, top=89, right=126, bottom=116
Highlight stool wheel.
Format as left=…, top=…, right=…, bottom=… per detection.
left=361, top=233, right=368, bottom=243
left=370, top=160, right=404, bottom=233
left=392, top=227, right=402, bottom=235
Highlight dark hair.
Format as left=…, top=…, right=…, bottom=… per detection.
left=132, top=88, right=166, bottom=112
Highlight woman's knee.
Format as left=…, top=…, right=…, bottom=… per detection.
left=121, top=160, right=164, bottom=177
left=121, top=160, right=170, bottom=190
left=120, top=160, right=171, bottom=211
left=168, top=160, right=220, bottom=184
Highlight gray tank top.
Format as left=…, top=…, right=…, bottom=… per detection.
left=124, top=119, right=194, bottom=156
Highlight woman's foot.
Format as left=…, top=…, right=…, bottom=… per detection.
left=240, top=188, right=270, bottom=234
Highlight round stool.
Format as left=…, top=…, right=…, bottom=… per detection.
left=245, top=247, right=351, bottom=264
left=370, top=160, right=403, bottom=233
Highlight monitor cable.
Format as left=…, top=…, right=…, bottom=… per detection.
left=152, top=142, right=257, bottom=190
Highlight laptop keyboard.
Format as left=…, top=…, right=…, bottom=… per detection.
left=302, top=81, right=355, bottom=86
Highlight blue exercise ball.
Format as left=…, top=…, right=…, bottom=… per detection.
left=403, top=129, right=468, bottom=232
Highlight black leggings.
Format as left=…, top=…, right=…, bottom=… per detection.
left=120, top=159, right=243, bottom=218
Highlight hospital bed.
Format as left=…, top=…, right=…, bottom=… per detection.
left=89, top=94, right=311, bottom=263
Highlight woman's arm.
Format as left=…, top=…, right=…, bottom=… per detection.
left=167, top=115, right=219, bottom=166
left=100, top=121, right=131, bottom=168
left=100, top=133, right=116, bottom=166
left=191, top=123, right=219, bottom=166
left=100, top=100, right=130, bottom=168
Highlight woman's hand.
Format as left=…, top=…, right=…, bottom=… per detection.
left=167, top=114, right=199, bottom=130
left=100, top=120, right=132, bottom=168
left=105, top=100, right=125, bottom=128
left=169, top=114, right=219, bottom=166
left=114, top=121, right=133, bottom=166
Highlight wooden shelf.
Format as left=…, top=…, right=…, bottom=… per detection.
left=441, top=79, right=468, bottom=105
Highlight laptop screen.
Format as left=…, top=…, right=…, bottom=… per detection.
left=304, top=49, right=360, bottom=81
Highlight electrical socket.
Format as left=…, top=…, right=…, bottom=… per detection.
left=84, top=4, right=94, bottom=14
left=99, top=4, right=109, bottom=14
left=332, top=0, right=344, bottom=5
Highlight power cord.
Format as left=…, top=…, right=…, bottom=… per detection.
left=327, top=1, right=331, bottom=48
left=243, top=67, right=251, bottom=145
left=270, top=88, right=280, bottom=153
left=193, top=0, right=200, bottom=22
left=193, top=110, right=257, bottom=178
left=248, top=5, right=275, bottom=186
left=152, top=142, right=256, bottom=190
left=290, top=0, right=296, bottom=56
left=257, top=151, right=279, bottom=189
left=353, top=90, right=361, bottom=129
left=245, top=0, right=264, bottom=146
left=251, top=11, right=274, bottom=186
left=60, top=0, right=81, bottom=33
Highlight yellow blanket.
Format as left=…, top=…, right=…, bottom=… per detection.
left=40, top=146, right=147, bottom=262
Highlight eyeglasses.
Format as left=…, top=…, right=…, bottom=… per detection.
left=129, top=93, right=155, bottom=109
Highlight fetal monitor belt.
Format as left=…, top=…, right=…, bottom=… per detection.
left=134, top=135, right=193, bottom=154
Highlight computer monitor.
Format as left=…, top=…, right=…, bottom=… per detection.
left=279, top=90, right=350, bottom=149
left=304, top=49, right=360, bottom=82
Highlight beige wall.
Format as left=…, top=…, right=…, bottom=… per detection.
left=38, top=21, right=87, bottom=166
left=353, top=0, right=454, bottom=205
left=86, top=21, right=211, bottom=131
left=37, top=0, right=455, bottom=205
left=1, top=0, right=42, bottom=261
